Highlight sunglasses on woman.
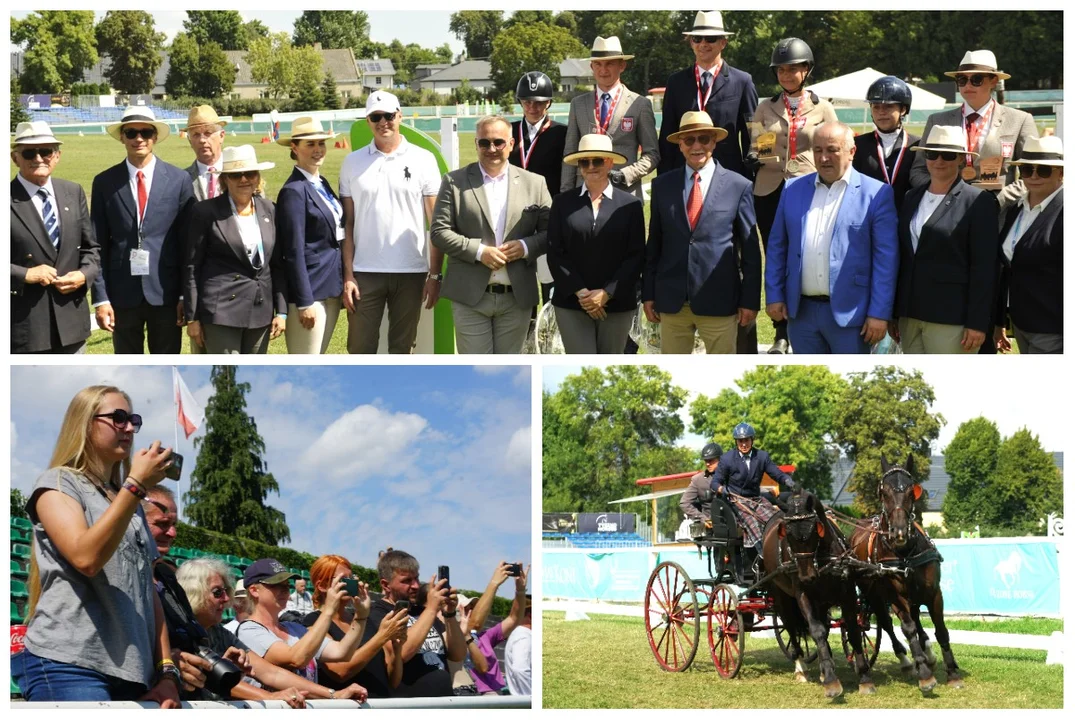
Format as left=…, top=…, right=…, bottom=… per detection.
left=955, top=74, right=990, bottom=88
left=210, top=586, right=230, bottom=599
left=123, top=128, right=157, bottom=140
left=226, top=170, right=260, bottom=181
left=94, top=409, right=143, bottom=432
left=924, top=150, right=958, bottom=162
left=577, top=158, right=607, bottom=169
left=477, top=138, right=508, bottom=150
left=20, top=147, right=56, bottom=160
left=1019, top=165, right=1056, bottom=179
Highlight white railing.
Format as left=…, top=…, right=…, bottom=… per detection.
left=17, top=695, right=531, bottom=709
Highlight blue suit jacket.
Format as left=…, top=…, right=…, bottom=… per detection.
left=90, top=159, right=194, bottom=309
left=276, top=168, right=344, bottom=307
left=644, top=163, right=760, bottom=316
left=710, top=448, right=796, bottom=497
left=764, top=168, right=899, bottom=327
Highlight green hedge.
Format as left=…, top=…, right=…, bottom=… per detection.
left=161, top=97, right=297, bottom=117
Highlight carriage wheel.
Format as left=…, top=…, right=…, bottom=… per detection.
left=840, top=606, right=883, bottom=669
left=708, top=584, right=746, bottom=679
left=773, top=612, right=819, bottom=663
left=644, top=561, right=700, bottom=671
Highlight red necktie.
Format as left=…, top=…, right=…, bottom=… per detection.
left=687, top=171, right=703, bottom=230
left=136, top=170, right=147, bottom=222
left=965, top=112, right=981, bottom=155
left=207, top=167, right=217, bottom=198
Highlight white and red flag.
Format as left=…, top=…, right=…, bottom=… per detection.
left=173, top=367, right=204, bottom=439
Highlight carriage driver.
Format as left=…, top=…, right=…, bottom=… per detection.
left=680, top=442, right=723, bottom=527
left=711, top=423, right=797, bottom=571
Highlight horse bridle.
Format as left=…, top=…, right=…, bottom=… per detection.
left=878, top=466, right=916, bottom=540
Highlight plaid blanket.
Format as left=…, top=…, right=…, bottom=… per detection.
left=729, top=493, right=780, bottom=550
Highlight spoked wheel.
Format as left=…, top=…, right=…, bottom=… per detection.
left=708, top=583, right=746, bottom=679
left=644, top=561, right=700, bottom=671
left=774, top=612, right=819, bottom=663
left=840, top=605, right=883, bottom=668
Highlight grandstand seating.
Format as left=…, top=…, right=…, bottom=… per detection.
left=544, top=531, right=650, bottom=548
left=27, top=104, right=187, bottom=126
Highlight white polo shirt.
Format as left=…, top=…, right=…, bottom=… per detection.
left=339, top=136, right=441, bottom=273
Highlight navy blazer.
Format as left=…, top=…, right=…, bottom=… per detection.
left=657, top=62, right=758, bottom=178
left=276, top=168, right=344, bottom=308
left=896, top=178, right=998, bottom=332
left=644, top=162, right=760, bottom=316
left=547, top=186, right=645, bottom=314
left=852, top=129, right=920, bottom=210
left=996, top=189, right=1063, bottom=335
left=90, top=158, right=194, bottom=309
left=710, top=448, right=796, bottom=497
left=509, top=119, right=568, bottom=201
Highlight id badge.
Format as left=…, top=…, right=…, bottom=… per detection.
left=336, top=225, right=346, bottom=242
left=130, top=248, right=150, bottom=276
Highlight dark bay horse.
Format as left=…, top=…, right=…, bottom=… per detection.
left=762, top=490, right=876, bottom=697
left=849, top=455, right=964, bottom=692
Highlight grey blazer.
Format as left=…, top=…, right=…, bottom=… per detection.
left=430, top=163, right=551, bottom=310
left=185, top=161, right=208, bottom=202
left=560, top=86, right=660, bottom=197
left=184, top=195, right=287, bottom=329
left=909, top=103, right=1038, bottom=211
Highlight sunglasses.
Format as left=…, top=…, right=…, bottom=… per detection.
left=679, top=135, right=714, bottom=147
left=955, top=74, right=990, bottom=88
left=477, top=138, right=508, bottom=150
left=1020, top=164, right=1056, bottom=179
left=577, top=158, right=607, bottom=169
left=225, top=170, right=260, bottom=181
left=94, top=409, right=143, bottom=432
left=924, top=150, right=959, bottom=162
left=20, top=147, right=56, bottom=160
left=210, top=586, right=230, bottom=599
left=367, top=112, right=396, bottom=124
left=123, top=128, right=157, bottom=140
left=690, top=35, right=721, bottom=44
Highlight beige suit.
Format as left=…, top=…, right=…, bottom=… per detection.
left=561, top=86, right=660, bottom=197
left=751, top=92, right=839, bottom=197
left=909, top=102, right=1038, bottom=211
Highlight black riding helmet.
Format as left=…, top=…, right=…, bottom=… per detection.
left=516, top=71, right=554, bottom=102
left=866, top=75, right=913, bottom=117
left=770, top=37, right=815, bottom=93
left=701, top=442, right=723, bottom=462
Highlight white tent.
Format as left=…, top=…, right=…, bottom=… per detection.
left=807, top=68, right=947, bottom=129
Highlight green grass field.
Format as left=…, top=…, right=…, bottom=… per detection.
left=542, top=611, right=1062, bottom=709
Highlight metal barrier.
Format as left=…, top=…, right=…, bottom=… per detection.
left=17, top=695, right=532, bottom=709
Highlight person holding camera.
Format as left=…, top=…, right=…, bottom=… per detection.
left=236, top=558, right=369, bottom=699
left=11, top=385, right=181, bottom=704
left=459, top=561, right=530, bottom=695
left=355, top=549, right=465, bottom=697
left=300, top=554, right=410, bottom=690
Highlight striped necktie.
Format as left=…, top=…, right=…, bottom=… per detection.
left=37, top=189, right=60, bottom=248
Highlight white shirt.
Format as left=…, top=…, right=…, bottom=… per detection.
left=911, top=191, right=946, bottom=254
left=579, top=181, right=614, bottom=220
left=961, top=100, right=996, bottom=151
left=594, top=82, right=623, bottom=126
left=801, top=164, right=852, bottom=297
left=876, top=128, right=902, bottom=158
left=526, top=117, right=546, bottom=144
left=126, top=155, right=158, bottom=228
left=229, top=198, right=264, bottom=266
left=296, top=165, right=344, bottom=231
left=479, top=165, right=511, bottom=285
left=339, top=136, right=440, bottom=273
left=16, top=174, right=60, bottom=236
left=682, top=159, right=716, bottom=212
left=504, top=625, right=531, bottom=696
left=195, top=158, right=221, bottom=198
left=283, top=590, right=314, bottom=616
left=1003, top=185, right=1062, bottom=261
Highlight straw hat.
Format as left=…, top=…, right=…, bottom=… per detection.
left=277, top=116, right=338, bottom=146
left=910, top=125, right=977, bottom=158
left=1011, top=136, right=1064, bottom=167
left=563, top=134, right=628, bottom=166
left=589, top=36, right=634, bottom=62
left=943, top=50, right=1011, bottom=81
left=106, top=106, right=171, bottom=142
left=668, top=111, right=729, bottom=144
left=682, top=11, right=735, bottom=37
left=181, top=105, right=227, bottom=132
left=12, top=121, right=63, bottom=147
left=209, top=145, right=276, bottom=174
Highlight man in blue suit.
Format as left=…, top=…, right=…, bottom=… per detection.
left=91, top=107, right=194, bottom=353
left=644, top=111, right=760, bottom=353
left=765, top=122, right=898, bottom=354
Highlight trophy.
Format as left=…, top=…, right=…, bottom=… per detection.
left=972, top=156, right=1005, bottom=190
left=749, top=122, right=780, bottom=165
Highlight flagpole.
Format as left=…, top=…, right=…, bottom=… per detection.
left=173, top=366, right=181, bottom=521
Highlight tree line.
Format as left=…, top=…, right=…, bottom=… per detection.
left=543, top=366, right=1061, bottom=537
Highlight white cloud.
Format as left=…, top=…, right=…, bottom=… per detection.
left=473, top=366, right=511, bottom=375
left=300, top=405, right=428, bottom=482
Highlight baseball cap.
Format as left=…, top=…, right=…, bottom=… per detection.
left=243, top=558, right=299, bottom=587
left=366, top=91, right=401, bottom=115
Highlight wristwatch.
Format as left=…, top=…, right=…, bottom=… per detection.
left=465, top=635, right=475, bottom=645
left=328, top=689, right=336, bottom=700
left=157, top=662, right=181, bottom=689
left=428, top=273, right=443, bottom=281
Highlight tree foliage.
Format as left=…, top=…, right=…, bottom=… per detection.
left=11, top=75, right=31, bottom=127
left=293, top=11, right=373, bottom=57
left=246, top=32, right=324, bottom=99
left=690, top=366, right=848, bottom=498
left=95, top=11, right=165, bottom=94
left=11, top=488, right=29, bottom=520
left=12, top=10, right=98, bottom=94
left=543, top=366, right=688, bottom=513
left=184, top=366, right=290, bottom=546
left=991, top=429, right=1062, bottom=536
left=375, top=40, right=454, bottom=85
left=183, top=10, right=248, bottom=51
left=589, top=11, right=696, bottom=93
left=320, top=72, right=340, bottom=110
left=243, top=19, right=270, bottom=46
left=942, top=417, right=1000, bottom=534
left=166, top=34, right=236, bottom=99
left=832, top=367, right=944, bottom=516
left=490, top=21, right=587, bottom=97
left=449, top=11, right=504, bottom=58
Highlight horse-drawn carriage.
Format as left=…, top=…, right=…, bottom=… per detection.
left=643, top=458, right=962, bottom=697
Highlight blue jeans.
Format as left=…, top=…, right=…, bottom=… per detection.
left=11, top=650, right=147, bottom=701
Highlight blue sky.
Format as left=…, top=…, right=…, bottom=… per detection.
left=10, top=364, right=531, bottom=597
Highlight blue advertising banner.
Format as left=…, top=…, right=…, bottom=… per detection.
left=543, top=538, right=1060, bottom=616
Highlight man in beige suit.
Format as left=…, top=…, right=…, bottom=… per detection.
left=910, top=50, right=1038, bottom=211
left=431, top=116, right=552, bottom=354
left=182, top=105, right=227, bottom=202
left=561, top=36, right=660, bottom=199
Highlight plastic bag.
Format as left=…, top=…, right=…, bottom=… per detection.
left=871, top=332, right=903, bottom=354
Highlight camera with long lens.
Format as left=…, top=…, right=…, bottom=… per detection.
left=195, top=644, right=243, bottom=695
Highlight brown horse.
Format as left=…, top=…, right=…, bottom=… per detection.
left=849, top=455, right=964, bottom=693
left=762, top=490, right=876, bottom=697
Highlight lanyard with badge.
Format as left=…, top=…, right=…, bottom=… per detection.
left=313, top=178, right=346, bottom=242
left=874, top=130, right=909, bottom=186
left=130, top=177, right=151, bottom=276
left=783, top=93, right=808, bottom=173
left=694, top=62, right=721, bottom=111
left=518, top=118, right=551, bottom=170
left=593, top=85, right=624, bottom=134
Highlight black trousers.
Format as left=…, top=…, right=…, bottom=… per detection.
left=113, top=299, right=182, bottom=354
left=738, top=182, right=788, bottom=353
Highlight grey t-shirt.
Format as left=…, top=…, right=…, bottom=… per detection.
left=24, top=467, right=160, bottom=686
left=237, top=619, right=329, bottom=684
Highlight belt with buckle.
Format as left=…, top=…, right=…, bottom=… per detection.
left=485, top=284, right=512, bottom=294
left=802, top=295, right=830, bottom=302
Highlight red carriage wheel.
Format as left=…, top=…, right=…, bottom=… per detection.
left=840, top=605, right=883, bottom=668
left=707, top=583, right=746, bottom=679
left=644, top=561, right=700, bottom=671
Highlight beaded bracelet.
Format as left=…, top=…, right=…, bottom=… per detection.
left=123, top=480, right=147, bottom=500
